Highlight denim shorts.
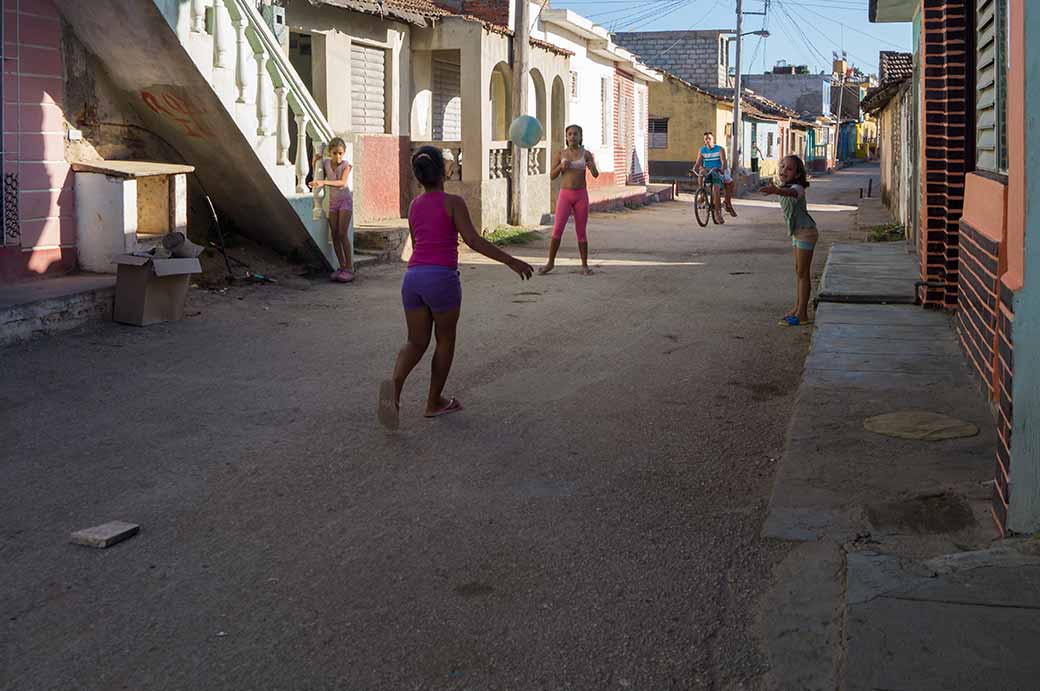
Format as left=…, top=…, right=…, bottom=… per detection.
left=791, top=228, right=819, bottom=251
left=401, top=265, right=462, bottom=313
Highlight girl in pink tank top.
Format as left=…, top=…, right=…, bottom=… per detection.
left=376, top=146, right=534, bottom=430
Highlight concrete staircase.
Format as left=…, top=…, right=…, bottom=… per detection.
left=53, top=0, right=344, bottom=269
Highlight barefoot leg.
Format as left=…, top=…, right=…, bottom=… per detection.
left=393, top=307, right=433, bottom=406
left=426, top=307, right=460, bottom=414
left=539, top=237, right=562, bottom=275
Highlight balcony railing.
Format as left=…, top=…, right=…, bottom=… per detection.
left=489, top=142, right=512, bottom=180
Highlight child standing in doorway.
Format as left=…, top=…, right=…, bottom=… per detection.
left=377, top=146, right=534, bottom=430
left=309, top=137, right=354, bottom=282
left=760, top=155, right=818, bottom=326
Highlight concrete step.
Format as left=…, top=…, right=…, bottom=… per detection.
left=586, top=184, right=676, bottom=214
left=0, top=275, right=116, bottom=347
left=355, top=222, right=410, bottom=263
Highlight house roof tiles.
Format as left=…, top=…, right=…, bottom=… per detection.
left=307, top=0, right=573, bottom=55
left=879, top=51, right=913, bottom=81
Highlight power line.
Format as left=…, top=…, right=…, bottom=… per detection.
left=611, top=0, right=689, bottom=31
left=782, top=2, right=908, bottom=49
left=628, top=0, right=693, bottom=31
left=636, top=0, right=721, bottom=66
left=772, top=2, right=830, bottom=70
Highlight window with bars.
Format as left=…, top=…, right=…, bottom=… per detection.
left=569, top=71, right=579, bottom=102
left=600, top=76, right=611, bottom=146
left=767, top=132, right=774, bottom=158
left=976, top=0, right=1008, bottom=174
left=648, top=118, right=668, bottom=149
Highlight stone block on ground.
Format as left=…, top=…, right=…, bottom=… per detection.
left=70, top=521, right=140, bottom=548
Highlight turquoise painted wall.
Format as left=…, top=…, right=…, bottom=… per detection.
left=1008, top=1, right=1040, bottom=533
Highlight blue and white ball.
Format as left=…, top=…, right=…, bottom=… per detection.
left=509, top=115, right=544, bottom=149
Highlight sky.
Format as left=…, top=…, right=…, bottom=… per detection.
left=546, top=0, right=914, bottom=78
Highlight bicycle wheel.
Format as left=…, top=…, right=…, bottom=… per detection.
left=693, top=187, right=711, bottom=227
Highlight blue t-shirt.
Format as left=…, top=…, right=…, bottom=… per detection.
left=700, top=145, right=723, bottom=169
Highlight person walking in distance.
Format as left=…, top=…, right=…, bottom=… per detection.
left=309, top=137, right=355, bottom=282
left=760, top=154, right=818, bottom=327
left=539, top=125, right=598, bottom=276
left=377, top=146, right=534, bottom=430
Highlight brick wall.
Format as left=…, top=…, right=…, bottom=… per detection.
left=613, top=31, right=728, bottom=89
left=918, top=0, right=974, bottom=308
left=955, top=219, right=1000, bottom=392
left=992, top=281, right=1014, bottom=532
left=450, top=0, right=552, bottom=26
left=614, top=69, right=634, bottom=186
left=456, top=0, right=509, bottom=27
left=2, top=0, right=76, bottom=281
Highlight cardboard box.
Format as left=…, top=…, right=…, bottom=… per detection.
left=112, top=254, right=201, bottom=326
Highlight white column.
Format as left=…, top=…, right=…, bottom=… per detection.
left=233, top=16, right=249, bottom=103
left=255, top=51, right=270, bottom=135
left=276, top=87, right=290, bottom=165
left=213, top=0, right=231, bottom=69
left=190, top=0, right=207, bottom=33
left=295, top=113, right=311, bottom=193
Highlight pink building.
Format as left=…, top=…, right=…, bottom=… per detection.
left=2, top=0, right=76, bottom=282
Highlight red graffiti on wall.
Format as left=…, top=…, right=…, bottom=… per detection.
left=140, top=89, right=214, bottom=139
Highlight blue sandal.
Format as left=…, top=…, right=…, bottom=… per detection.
left=780, top=315, right=813, bottom=326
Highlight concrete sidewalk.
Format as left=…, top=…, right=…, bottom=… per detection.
left=760, top=244, right=1040, bottom=690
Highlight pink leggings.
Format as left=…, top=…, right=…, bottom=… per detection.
left=552, top=188, right=590, bottom=243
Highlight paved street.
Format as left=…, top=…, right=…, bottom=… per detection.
left=2, top=168, right=874, bottom=689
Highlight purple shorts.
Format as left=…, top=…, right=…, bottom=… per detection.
left=401, top=265, right=461, bottom=313
left=329, top=194, right=352, bottom=213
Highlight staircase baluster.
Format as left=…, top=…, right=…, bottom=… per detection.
left=275, top=86, right=290, bottom=165
left=233, top=15, right=248, bottom=103
left=255, top=50, right=270, bottom=135
left=191, top=0, right=206, bottom=33
left=213, top=0, right=231, bottom=68
left=311, top=139, right=325, bottom=219
left=295, top=113, right=310, bottom=193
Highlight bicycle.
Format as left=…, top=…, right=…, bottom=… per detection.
left=688, top=167, right=723, bottom=228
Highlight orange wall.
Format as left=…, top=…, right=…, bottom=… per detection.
left=1005, top=0, right=1026, bottom=291
left=962, top=174, right=1008, bottom=246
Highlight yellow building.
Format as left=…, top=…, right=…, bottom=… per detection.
left=646, top=72, right=734, bottom=183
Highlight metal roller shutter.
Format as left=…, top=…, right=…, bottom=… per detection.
left=351, top=43, right=386, bottom=134
left=432, top=59, right=461, bottom=141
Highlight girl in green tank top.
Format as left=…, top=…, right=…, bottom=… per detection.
left=761, top=155, right=818, bottom=327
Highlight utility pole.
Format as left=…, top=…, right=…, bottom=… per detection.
left=510, top=0, right=530, bottom=226
left=835, top=57, right=845, bottom=160
left=731, top=0, right=743, bottom=178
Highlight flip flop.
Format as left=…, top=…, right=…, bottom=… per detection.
left=425, top=397, right=463, bottom=418
left=377, top=380, right=399, bottom=430
left=779, top=315, right=813, bottom=327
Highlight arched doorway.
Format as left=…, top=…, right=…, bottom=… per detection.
left=550, top=75, right=566, bottom=209
left=489, top=62, right=512, bottom=141
left=528, top=69, right=547, bottom=141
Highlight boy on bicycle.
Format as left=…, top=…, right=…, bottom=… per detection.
left=692, top=132, right=737, bottom=224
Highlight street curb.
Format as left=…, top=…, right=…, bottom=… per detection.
left=760, top=539, right=848, bottom=691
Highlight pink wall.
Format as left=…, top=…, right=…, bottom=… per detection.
left=2, top=0, right=75, bottom=282
left=355, top=135, right=409, bottom=223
